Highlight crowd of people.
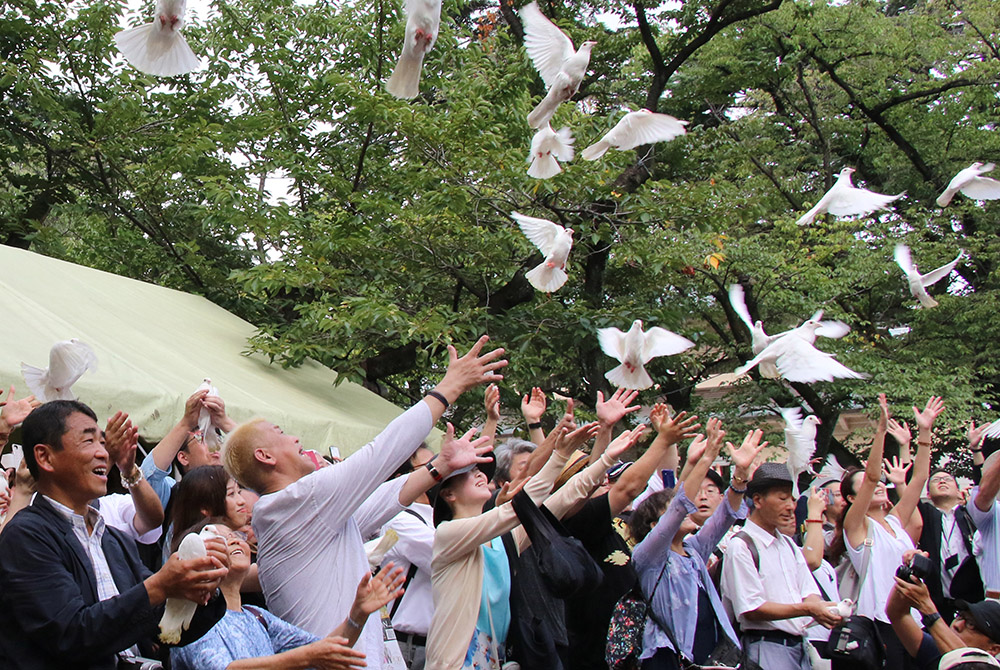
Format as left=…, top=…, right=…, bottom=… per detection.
left=0, top=337, right=999, bottom=670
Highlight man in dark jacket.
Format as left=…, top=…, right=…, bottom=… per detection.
left=0, top=400, right=228, bottom=669
left=918, top=468, right=983, bottom=622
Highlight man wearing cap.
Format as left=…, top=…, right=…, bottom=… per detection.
left=970, top=452, right=1000, bottom=603
left=721, top=462, right=842, bottom=670
left=222, top=337, right=505, bottom=670
left=887, top=557, right=1000, bottom=670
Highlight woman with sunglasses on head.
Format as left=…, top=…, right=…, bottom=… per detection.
left=830, top=394, right=942, bottom=669
left=425, top=416, right=646, bottom=670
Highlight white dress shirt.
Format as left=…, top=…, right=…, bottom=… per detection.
left=98, top=493, right=162, bottom=544
left=381, top=502, right=434, bottom=636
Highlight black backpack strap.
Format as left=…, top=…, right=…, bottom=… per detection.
left=387, top=508, right=430, bottom=619
left=734, top=531, right=760, bottom=571
left=402, top=508, right=428, bottom=524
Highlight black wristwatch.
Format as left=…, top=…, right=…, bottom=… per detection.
left=921, top=612, right=942, bottom=630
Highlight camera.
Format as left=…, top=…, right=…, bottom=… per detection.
left=896, top=553, right=933, bottom=582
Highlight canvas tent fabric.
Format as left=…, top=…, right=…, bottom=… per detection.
left=0, top=244, right=411, bottom=457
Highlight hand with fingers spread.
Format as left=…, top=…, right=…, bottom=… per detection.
left=883, top=455, right=911, bottom=488
left=0, top=386, right=40, bottom=434
left=605, top=425, right=647, bottom=461
left=596, top=388, right=640, bottom=428
left=887, top=418, right=912, bottom=452
left=484, top=384, right=501, bottom=422
left=434, top=335, right=508, bottom=405
left=352, top=564, right=406, bottom=619
left=913, top=396, right=945, bottom=436
left=704, top=417, right=726, bottom=459
left=553, top=421, right=600, bottom=457
left=496, top=477, right=528, bottom=506
left=685, top=434, right=708, bottom=468
left=436, top=423, right=495, bottom=478
left=521, top=387, right=547, bottom=425
left=969, top=420, right=986, bottom=451
left=727, top=428, right=767, bottom=480
left=649, top=404, right=701, bottom=446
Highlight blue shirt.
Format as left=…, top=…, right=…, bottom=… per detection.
left=171, top=607, right=318, bottom=670
left=475, top=536, right=512, bottom=644
left=632, top=487, right=747, bottom=661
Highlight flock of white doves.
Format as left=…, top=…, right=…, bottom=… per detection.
left=113, top=0, right=1000, bottom=392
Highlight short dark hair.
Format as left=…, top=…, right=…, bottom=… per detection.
left=628, top=488, right=676, bottom=544
left=170, top=465, right=232, bottom=540
left=21, top=400, right=98, bottom=479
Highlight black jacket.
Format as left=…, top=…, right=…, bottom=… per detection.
left=0, top=495, right=225, bottom=669
left=917, top=500, right=983, bottom=608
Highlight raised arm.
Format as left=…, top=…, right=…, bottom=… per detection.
left=802, top=487, right=829, bottom=571
left=520, top=387, right=547, bottom=445
left=968, top=421, right=987, bottom=484
left=845, top=393, right=890, bottom=550
left=145, top=390, right=207, bottom=473
left=887, top=418, right=912, bottom=468
left=397, top=426, right=494, bottom=507
left=723, top=428, right=765, bottom=513
left=105, top=412, right=163, bottom=534
left=421, top=336, right=508, bottom=423
left=891, top=397, right=942, bottom=534
left=976, top=451, right=1000, bottom=513
left=590, top=389, right=640, bottom=465
left=0, top=386, right=39, bottom=450
left=608, top=404, right=698, bottom=516
left=678, top=434, right=707, bottom=484
left=519, top=401, right=577, bottom=482
left=481, top=384, right=500, bottom=448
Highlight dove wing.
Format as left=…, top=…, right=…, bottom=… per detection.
left=598, top=327, right=627, bottom=363
left=519, top=2, right=574, bottom=88
left=893, top=244, right=915, bottom=274
left=919, top=252, right=961, bottom=287
left=983, top=419, right=1000, bottom=440
left=826, top=187, right=902, bottom=217
left=959, top=176, right=1000, bottom=200
left=641, top=327, right=695, bottom=363
left=816, top=320, right=850, bottom=339
left=513, top=212, right=564, bottom=256
left=774, top=337, right=865, bottom=383
left=780, top=407, right=804, bottom=435
left=728, top=284, right=754, bottom=331
left=610, top=112, right=687, bottom=152
left=48, top=340, right=98, bottom=388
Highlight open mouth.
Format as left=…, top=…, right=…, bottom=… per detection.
left=92, top=467, right=107, bottom=479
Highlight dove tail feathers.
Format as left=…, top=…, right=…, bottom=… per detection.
left=527, top=154, right=562, bottom=179
left=917, top=293, right=939, bottom=309
left=581, top=141, right=611, bottom=161
left=386, top=52, right=424, bottom=99
left=936, top=190, right=956, bottom=208
left=527, top=95, right=561, bottom=130
left=605, top=364, right=654, bottom=390
left=525, top=263, right=568, bottom=292
left=20, top=363, right=50, bottom=402
left=115, top=24, right=199, bottom=77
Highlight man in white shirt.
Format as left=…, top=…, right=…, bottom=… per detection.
left=223, top=337, right=506, bottom=670
left=970, top=451, right=1000, bottom=601
left=722, top=463, right=841, bottom=670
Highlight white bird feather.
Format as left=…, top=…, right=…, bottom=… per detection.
left=21, top=339, right=98, bottom=403
left=519, top=2, right=595, bottom=129
left=158, top=526, right=221, bottom=643
left=734, top=316, right=865, bottom=383
left=527, top=125, right=575, bottom=179
left=598, top=319, right=694, bottom=390
left=937, top=162, right=1000, bottom=207
left=581, top=109, right=687, bottom=161
left=114, top=0, right=200, bottom=77
left=385, top=0, right=441, bottom=99
left=195, top=378, right=224, bottom=450
left=781, top=407, right=820, bottom=497
left=796, top=167, right=904, bottom=226
left=512, top=212, right=574, bottom=293
left=893, top=244, right=962, bottom=309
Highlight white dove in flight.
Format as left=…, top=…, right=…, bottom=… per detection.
left=512, top=212, right=574, bottom=293
left=21, top=339, right=98, bottom=403
left=796, top=167, right=904, bottom=226
left=581, top=109, right=687, bottom=161
left=527, top=125, right=575, bottom=179
left=734, top=314, right=863, bottom=383
left=936, top=162, right=1000, bottom=207
left=385, top=0, right=441, bottom=99
left=781, top=407, right=820, bottom=497
left=728, top=284, right=780, bottom=378
left=159, top=525, right=222, bottom=643
left=598, top=319, right=695, bottom=390
left=520, top=1, right=595, bottom=129
left=893, top=244, right=962, bottom=309
left=114, top=0, right=200, bottom=77
left=195, top=378, right=224, bottom=450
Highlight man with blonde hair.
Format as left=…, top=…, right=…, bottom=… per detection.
left=224, top=336, right=506, bottom=670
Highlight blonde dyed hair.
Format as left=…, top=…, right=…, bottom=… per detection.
left=223, top=418, right=270, bottom=494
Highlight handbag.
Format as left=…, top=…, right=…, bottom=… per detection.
left=826, top=523, right=883, bottom=670
left=510, top=490, right=604, bottom=598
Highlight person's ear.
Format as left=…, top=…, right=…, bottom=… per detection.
left=176, top=450, right=190, bottom=467
left=253, top=448, right=275, bottom=467
left=440, top=487, right=457, bottom=503
left=34, top=444, right=58, bottom=475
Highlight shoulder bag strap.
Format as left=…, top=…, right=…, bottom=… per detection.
left=388, top=508, right=430, bottom=619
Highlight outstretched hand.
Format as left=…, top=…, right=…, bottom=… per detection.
left=0, top=386, right=40, bottom=430
left=806, top=486, right=828, bottom=518
left=554, top=421, right=600, bottom=457
left=520, top=387, right=547, bottom=424
left=606, top=425, right=647, bottom=461
left=484, top=384, right=501, bottom=422
left=887, top=419, right=911, bottom=449
left=437, top=423, right=494, bottom=476
left=969, top=420, right=986, bottom=450
left=649, top=404, right=701, bottom=446
left=704, top=417, right=726, bottom=458
left=726, top=428, right=767, bottom=474
left=353, top=564, right=406, bottom=617
left=883, top=456, right=911, bottom=488
left=439, top=336, right=508, bottom=399
left=913, top=396, right=945, bottom=434
left=105, top=411, right=140, bottom=473
left=596, top=388, right=640, bottom=428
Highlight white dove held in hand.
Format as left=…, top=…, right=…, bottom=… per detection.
left=21, top=339, right=98, bottom=403
left=734, top=316, right=864, bottom=383
left=115, top=0, right=200, bottom=77
left=158, top=526, right=221, bottom=643
left=796, top=167, right=904, bottom=226
left=195, top=378, right=223, bottom=450
left=893, top=244, right=962, bottom=309
left=385, top=0, right=441, bottom=99
left=527, top=125, right=574, bottom=179
left=519, top=1, right=595, bottom=129
left=512, top=212, right=574, bottom=292
left=582, top=109, right=687, bottom=161
left=937, top=162, right=1000, bottom=207
left=598, top=319, right=695, bottom=390
left=781, top=407, right=820, bottom=497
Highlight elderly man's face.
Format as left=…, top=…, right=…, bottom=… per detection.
left=45, top=411, right=109, bottom=503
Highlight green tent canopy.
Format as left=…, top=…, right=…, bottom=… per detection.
left=0, top=244, right=410, bottom=457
